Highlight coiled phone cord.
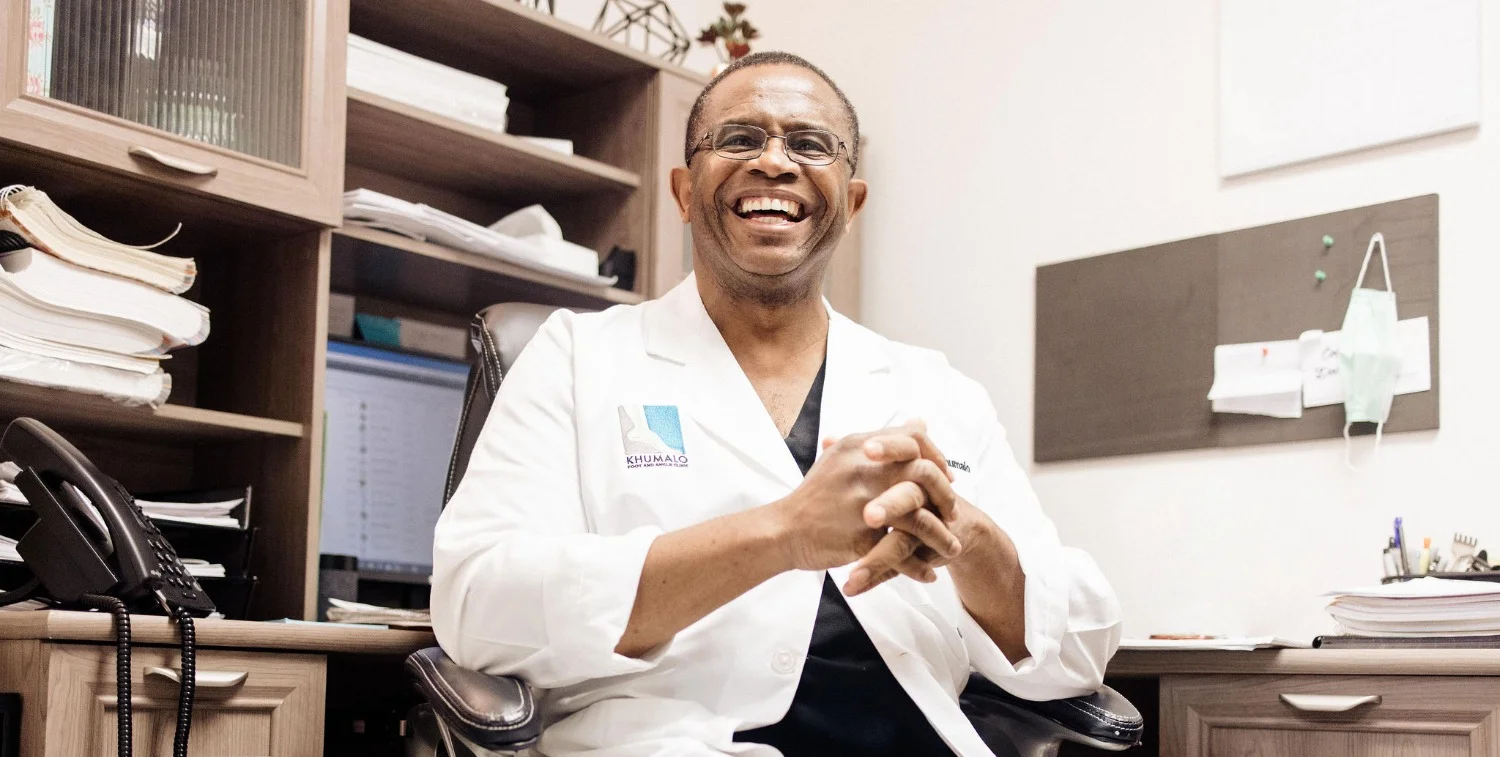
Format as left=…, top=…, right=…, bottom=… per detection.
left=80, top=594, right=132, bottom=757
left=171, top=608, right=196, bottom=757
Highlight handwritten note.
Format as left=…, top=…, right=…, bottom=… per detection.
left=1300, top=317, right=1432, bottom=408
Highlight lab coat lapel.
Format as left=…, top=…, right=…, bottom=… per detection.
left=819, top=308, right=902, bottom=442
left=642, top=275, right=803, bottom=491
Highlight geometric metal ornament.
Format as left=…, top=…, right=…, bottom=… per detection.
left=515, top=0, right=556, bottom=12
left=592, top=0, right=691, bottom=64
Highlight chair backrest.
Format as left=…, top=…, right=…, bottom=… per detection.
left=443, top=303, right=560, bottom=505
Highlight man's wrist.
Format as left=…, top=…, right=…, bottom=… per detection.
left=751, top=498, right=799, bottom=576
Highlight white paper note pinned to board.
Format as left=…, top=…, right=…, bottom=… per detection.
left=1207, top=339, right=1304, bottom=418
left=1301, top=317, right=1432, bottom=408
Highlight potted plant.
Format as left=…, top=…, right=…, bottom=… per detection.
left=698, top=3, right=759, bottom=72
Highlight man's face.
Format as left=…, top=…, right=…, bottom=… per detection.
left=671, top=65, right=867, bottom=304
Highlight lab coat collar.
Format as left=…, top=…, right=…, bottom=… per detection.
left=644, top=274, right=901, bottom=492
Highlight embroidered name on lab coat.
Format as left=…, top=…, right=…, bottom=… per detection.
left=618, top=405, right=689, bottom=468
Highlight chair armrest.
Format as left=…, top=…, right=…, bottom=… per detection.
left=961, top=673, right=1143, bottom=751
left=404, top=647, right=542, bottom=751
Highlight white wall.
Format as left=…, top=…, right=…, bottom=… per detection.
left=750, top=0, right=1500, bottom=641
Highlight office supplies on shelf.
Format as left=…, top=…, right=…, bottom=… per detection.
left=342, top=189, right=618, bottom=287
left=326, top=597, right=432, bottom=629
left=490, top=204, right=599, bottom=277
left=352, top=314, right=468, bottom=360
left=321, top=341, right=468, bottom=576
left=1325, top=578, right=1500, bottom=637
left=0, top=533, right=16, bottom=563
left=1121, top=636, right=1309, bottom=651
left=0, top=186, right=195, bottom=293
left=136, top=497, right=244, bottom=529
left=347, top=35, right=509, bottom=133
left=601, top=246, right=638, bottom=291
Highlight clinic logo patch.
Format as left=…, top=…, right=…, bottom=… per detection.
left=618, top=405, right=689, bottom=468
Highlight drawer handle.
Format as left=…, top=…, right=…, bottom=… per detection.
left=128, top=146, right=219, bottom=177
left=1279, top=693, right=1382, bottom=712
left=145, top=666, right=248, bottom=688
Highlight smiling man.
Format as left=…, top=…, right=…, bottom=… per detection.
left=431, top=52, right=1121, bottom=756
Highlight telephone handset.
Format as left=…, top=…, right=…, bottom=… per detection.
left=1, top=417, right=212, bottom=757
left=1, top=417, right=214, bottom=616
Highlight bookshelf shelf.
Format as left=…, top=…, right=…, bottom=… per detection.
left=0, top=382, right=305, bottom=441
left=345, top=89, right=640, bottom=204
left=332, top=226, right=643, bottom=313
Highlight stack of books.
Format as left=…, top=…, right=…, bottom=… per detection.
left=1319, top=578, right=1500, bottom=648
left=0, top=186, right=205, bottom=407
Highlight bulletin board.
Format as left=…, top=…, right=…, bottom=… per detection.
left=1033, top=195, right=1439, bottom=463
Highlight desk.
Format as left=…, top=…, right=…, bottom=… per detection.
left=0, top=610, right=434, bottom=757
left=1098, top=649, right=1500, bottom=757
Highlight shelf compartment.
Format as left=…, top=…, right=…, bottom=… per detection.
left=0, top=381, right=304, bottom=441
left=348, top=0, right=697, bottom=99
left=345, top=88, right=639, bottom=205
left=331, top=226, right=642, bottom=315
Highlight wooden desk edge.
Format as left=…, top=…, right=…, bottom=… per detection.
left=1109, top=648, right=1500, bottom=677
left=0, top=610, right=435, bottom=655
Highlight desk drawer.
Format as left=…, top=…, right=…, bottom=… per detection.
left=1163, top=674, right=1500, bottom=757
left=42, top=643, right=326, bottom=757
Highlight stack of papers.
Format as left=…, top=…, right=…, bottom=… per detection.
left=136, top=496, right=244, bottom=529
left=1325, top=578, right=1500, bottom=636
left=326, top=598, right=432, bottom=629
left=0, top=533, right=18, bottom=562
left=180, top=558, right=226, bottom=578
left=343, top=189, right=616, bottom=286
left=348, top=36, right=509, bottom=132
left=0, top=186, right=206, bottom=407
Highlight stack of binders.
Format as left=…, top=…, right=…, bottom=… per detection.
left=0, top=186, right=205, bottom=407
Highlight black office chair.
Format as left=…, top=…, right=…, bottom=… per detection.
left=404, top=303, right=1143, bottom=757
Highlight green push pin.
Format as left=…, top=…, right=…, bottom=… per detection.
left=1322, top=235, right=1335, bottom=248
left=1315, top=269, right=1328, bottom=283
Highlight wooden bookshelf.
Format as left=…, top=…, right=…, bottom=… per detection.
left=346, top=88, right=640, bottom=203
left=0, top=382, right=305, bottom=441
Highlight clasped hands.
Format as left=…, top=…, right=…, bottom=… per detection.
left=771, top=420, right=989, bottom=597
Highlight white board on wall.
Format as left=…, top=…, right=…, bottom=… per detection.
left=1219, top=0, right=1480, bottom=178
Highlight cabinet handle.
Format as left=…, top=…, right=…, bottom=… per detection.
left=144, top=666, right=248, bottom=688
left=1279, top=693, right=1382, bottom=712
left=128, top=146, right=219, bottom=177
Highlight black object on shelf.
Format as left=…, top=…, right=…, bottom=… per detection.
left=600, top=245, right=637, bottom=291
left=319, top=554, right=360, bottom=622
left=198, top=576, right=258, bottom=620
left=0, top=692, right=19, bottom=757
left=1380, top=571, right=1500, bottom=585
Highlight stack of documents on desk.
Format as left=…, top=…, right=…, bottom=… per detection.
left=1325, top=578, right=1500, bottom=637
left=0, top=533, right=18, bottom=563
left=0, top=186, right=205, bottom=407
left=136, top=496, right=244, bottom=529
left=347, top=35, right=509, bottom=132
left=326, top=598, right=432, bottom=629
left=343, top=189, right=616, bottom=286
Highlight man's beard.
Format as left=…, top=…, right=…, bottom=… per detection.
left=693, top=204, right=842, bottom=308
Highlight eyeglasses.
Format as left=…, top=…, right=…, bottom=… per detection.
left=690, top=124, right=851, bottom=168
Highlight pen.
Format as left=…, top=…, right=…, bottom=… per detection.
left=1395, top=517, right=1410, bottom=577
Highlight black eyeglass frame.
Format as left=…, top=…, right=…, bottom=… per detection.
left=688, top=124, right=856, bottom=172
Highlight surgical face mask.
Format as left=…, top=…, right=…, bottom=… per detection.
left=1339, top=232, right=1402, bottom=467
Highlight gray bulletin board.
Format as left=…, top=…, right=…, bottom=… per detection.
left=1034, top=195, right=1439, bottom=463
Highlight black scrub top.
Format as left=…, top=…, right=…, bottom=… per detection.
left=733, top=361, right=955, bottom=756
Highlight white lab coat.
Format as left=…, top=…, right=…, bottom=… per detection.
left=432, top=275, right=1121, bottom=757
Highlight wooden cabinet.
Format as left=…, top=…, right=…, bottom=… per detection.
left=0, top=638, right=325, bottom=757
left=1163, top=674, right=1500, bottom=757
left=0, top=0, right=347, bottom=226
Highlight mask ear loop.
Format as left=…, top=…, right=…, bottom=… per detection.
left=1345, top=232, right=1395, bottom=471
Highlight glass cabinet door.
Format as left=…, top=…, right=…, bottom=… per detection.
left=1, top=0, right=346, bottom=225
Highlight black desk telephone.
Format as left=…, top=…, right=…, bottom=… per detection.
left=0, top=417, right=214, bottom=757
